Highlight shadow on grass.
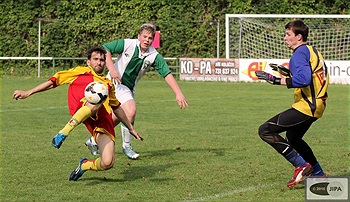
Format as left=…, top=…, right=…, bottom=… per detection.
left=79, top=147, right=230, bottom=184
left=81, top=162, right=179, bottom=185
left=141, top=147, right=228, bottom=158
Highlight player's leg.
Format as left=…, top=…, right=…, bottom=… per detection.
left=52, top=103, right=100, bottom=149
left=258, top=108, right=312, bottom=187
left=286, top=119, right=326, bottom=177
left=69, top=107, right=116, bottom=181
left=258, top=108, right=307, bottom=167
left=112, top=84, right=138, bottom=159
left=96, top=132, right=115, bottom=170
left=69, top=132, right=115, bottom=181
left=118, top=99, right=139, bottom=159
left=85, top=84, right=139, bottom=159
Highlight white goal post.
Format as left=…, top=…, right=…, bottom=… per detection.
left=225, top=14, right=350, bottom=60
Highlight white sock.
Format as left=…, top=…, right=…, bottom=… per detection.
left=90, top=136, right=97, bottom=145
left=121, top=124, right=131, bottom=148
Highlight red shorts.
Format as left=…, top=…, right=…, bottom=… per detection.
left=69, top=101, right=116, bottom=142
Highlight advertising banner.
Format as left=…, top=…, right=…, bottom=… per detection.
left=179, top=58, right=239, bottom=82
left=239, top=59, right=350, bottom=84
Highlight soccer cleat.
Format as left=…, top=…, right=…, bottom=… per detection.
left=287, top=163, right=313, bottom=187
left=52, top=133, right=67, bottom=149
left=122, top=145, right=140, bottom=159
left=69, top=158, right=87, bottom=181
left=85, top=138, right=99, bottom=156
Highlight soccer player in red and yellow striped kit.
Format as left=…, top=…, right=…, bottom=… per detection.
left=13, top=46, right=143, bottom=181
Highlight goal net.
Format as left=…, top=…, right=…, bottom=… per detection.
left=225, top=14, right=350, bottom=60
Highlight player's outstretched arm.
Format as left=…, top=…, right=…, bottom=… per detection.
left=13, top=80, right=55, bottom=100
left=113, top=106, right=143, bottom=141
left=164, top=74, right=188, bottom=109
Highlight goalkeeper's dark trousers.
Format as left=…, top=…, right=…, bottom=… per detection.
left=258, top=108, right=318, bottom=166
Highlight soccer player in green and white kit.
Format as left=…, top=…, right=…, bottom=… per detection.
left=85, top=24, right=188, bottom=159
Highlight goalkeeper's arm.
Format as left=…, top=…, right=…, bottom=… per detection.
left=281, top=78, right=287, bottom=85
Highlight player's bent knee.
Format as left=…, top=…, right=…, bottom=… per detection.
left=258, top=123, right=273, bottom=143
left=258, top=123, right=269, bottom=136
left=100, top=158, right=114, bottom=170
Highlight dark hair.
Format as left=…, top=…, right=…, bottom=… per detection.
left=285, top=20, right=309, bottom=41
left=87, top=46, right=106, bottom=60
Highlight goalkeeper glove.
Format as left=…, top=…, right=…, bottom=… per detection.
left=255, top=70, right=281, bottom=85
left=52, top=133, right=67, bottom=149
left=269, top=63, right=291, bottom=77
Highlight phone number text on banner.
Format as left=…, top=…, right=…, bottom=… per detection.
left=179, top=58, right=239, bottom=82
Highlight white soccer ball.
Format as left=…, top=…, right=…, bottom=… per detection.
left=84, top=82, right=108, bottom=105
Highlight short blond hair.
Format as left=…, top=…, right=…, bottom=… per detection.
left=139, top=23, right=156, bottom=37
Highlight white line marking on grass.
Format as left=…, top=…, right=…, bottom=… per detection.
left=0, top=106, right=67, bottom=113
left=183, top=183, right=278, bottom=202
left=137, top=96, right=236, bottom=104
left=2, top=95, right=234, bottom=113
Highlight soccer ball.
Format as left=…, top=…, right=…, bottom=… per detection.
left=84, top=82, right=108, bottom=105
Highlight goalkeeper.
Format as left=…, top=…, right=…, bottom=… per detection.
left=255, top=20, right=329, bottom=187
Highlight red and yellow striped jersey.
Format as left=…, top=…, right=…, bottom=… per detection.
left=49, top=66, right=120, bottom=115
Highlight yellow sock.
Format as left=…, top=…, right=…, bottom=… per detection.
left=81, top=158, right=103, bottom=171
left=59, top=106, right=92, bottom=136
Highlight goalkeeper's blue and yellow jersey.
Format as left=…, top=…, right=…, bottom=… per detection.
left=49, top=66, right=120, bottom=115
left=288, top=44, right=329, bottom=118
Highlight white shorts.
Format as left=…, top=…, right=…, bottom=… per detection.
left=115, top=84, right=134, bottom=104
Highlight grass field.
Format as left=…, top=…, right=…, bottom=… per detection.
left=1, top=76, right=349, bottom=201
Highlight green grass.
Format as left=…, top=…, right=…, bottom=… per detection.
left=1, top=77, right=349, bottom=201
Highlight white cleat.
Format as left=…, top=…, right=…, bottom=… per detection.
left=85, top=138, right=99, bottom=156
left=122, top=145, right=139, bottom=159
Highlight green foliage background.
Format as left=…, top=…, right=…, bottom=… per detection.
left=0, top=0, right=349, bottom=71
left=1, top=0, right=349, bottom=57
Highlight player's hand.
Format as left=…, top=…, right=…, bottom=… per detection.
left=13, top=90, right=29, bottom=100
left=109, top=69, right=121, bottom=85
left=176, top=94, right=188, bottom=109
left=269, top=63, right=291, bottom=77
left=129, top=129, right=143, bottom=141
left=255, top=70, right=281, bottom=85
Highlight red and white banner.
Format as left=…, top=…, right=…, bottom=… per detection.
left=179, top=58, right=350, bottom=84
left=239, top=59, right=350, bottom=84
